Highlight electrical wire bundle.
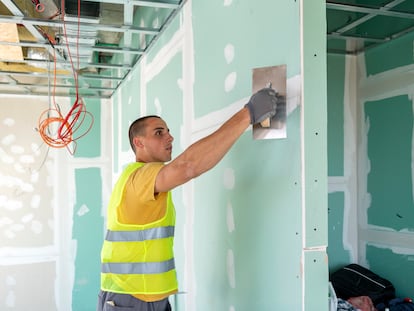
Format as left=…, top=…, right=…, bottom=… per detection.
left=37, top=0, right=94, bottom=155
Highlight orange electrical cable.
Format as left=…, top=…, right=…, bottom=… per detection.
left=37, top=0, right=94, bottom=155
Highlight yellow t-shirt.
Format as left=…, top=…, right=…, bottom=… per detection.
left=118, top=162, right=177, bottom=302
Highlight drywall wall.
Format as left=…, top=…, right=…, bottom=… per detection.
left=111, top=0, right=327, bottom=310
left=0, top=0, right=328, bottom=310
left=327, top=30, right=414, bottom=299
left=0, top=96, right=109, bottom=310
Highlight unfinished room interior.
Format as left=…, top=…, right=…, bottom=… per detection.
left=0, top=0, right=413, bottom=310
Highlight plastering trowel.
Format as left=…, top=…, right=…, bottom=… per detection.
left=252, top=65, right=287, bottom=140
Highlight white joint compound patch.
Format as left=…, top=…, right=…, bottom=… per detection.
left=225, top=72, right=237, bottom=92
left=224, top=44, right=234, bottom=64
left=223, top=167, right=235, bottom=189
left=227, top=249, right=236, bottom=288
left=227, top=201, right=235, bottom=233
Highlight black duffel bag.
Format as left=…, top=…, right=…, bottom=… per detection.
left=330, top=263, right=396, bottom=306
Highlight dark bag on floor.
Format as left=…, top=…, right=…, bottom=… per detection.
left=330, top=263, right=396, bottom=306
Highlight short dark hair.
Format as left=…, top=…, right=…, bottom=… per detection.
left=128, top=115, right=160, bottom=152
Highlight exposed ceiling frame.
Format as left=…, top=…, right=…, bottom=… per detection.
left=0, top=0, right=186, bottom=99
left=327, top=0, right=414, bottom=55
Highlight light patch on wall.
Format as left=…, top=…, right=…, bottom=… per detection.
left=224, top=44, right=234, bottom=64
left=227, top=201, right=235, bottom=233
left=227, top=249, right=236, bottom=288
left=10, top=145, right=24, bottom=154
left=1, top=152, right=14, bottom=164
left=224, top=42, right=236, bottom=92
left=30, top=194, right=41, bottom=209
left=77, top=204, right=90, bottom=216
left=31, top=171, right=39, bottom=183
left=223, top=0, right=232, bottom=7
left=0, top=216, right=13, bottom=226
left=31, top=220, right=43, bottom=234
left=19, top=155, right=35, bottom=165
left=177, top=78, right=183, bottom=90
left=21, top=213, right=34, bottom=223
left=223, top=167, right=235, bottom=189
left=154, top=97, right=162, bottom=115
left=3, top=199, right=22, bottom=211
left=14, top=163, right=25, bottom=174
left=2, top=134, right=15, bottom=145
left=6, top=291, right=15, bottom=308
left=224, top=72, right=237, bottom=92
left=3, top=118, right=15, bottom=127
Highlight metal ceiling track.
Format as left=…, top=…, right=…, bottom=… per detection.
left=327, top=0, right=414, bottom=55
left=0, top=0, right=185, bottom=99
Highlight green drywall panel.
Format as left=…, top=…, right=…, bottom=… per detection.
left=328, top=192, right=351, bottom=272
left=365, top=32, right=414, bottom=76
left=119, top=67, right=141, bottom=153
left=327, top=54, right=345, bottom=176
left=305, top=250, right=329, bottom=311
left=365, top=96, right=414, bottom=230
left=302, top=0, right=328, bottom=248
left=194, top=108, right=303, bottom=310
left=137, top=6, right=180, bottom=64
left=72, top=168, right=103, bottom=311
left=146, top=52, right=183, bottom=124
left=74, top=98, right=101, bottom=158
left=367, top=244, right=414, bottom=299
left=192, top=0, right=300, bottom=117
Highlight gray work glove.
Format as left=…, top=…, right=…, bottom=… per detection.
left=244, top=87, right=279, bottom=124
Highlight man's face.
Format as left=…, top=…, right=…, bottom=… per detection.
left=136, top=117, right=174, bottom=163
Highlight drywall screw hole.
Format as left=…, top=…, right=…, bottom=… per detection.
left=314, top=54, right=317, bottom=57
left=314, top=259, right=317, bottom=263
left=314, top=228, right=317, bottom=231
left=314, top=179, right=318, bottom=183
left=315, top=132, right=318, bottom=135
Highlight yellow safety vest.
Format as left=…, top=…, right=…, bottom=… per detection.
left=100, top=162, right=178, bottom=295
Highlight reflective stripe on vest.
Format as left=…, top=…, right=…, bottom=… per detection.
left=105, top=226, right=174, bottom=242
left=102, top=258, right=175, bottom=275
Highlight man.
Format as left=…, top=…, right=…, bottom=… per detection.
left=97, top=87, right=279, bottom=311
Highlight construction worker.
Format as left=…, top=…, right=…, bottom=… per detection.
left=97, top=87, right=279, bottom=311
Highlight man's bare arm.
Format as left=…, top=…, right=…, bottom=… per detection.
left=155, top=107, right=250, bottom=193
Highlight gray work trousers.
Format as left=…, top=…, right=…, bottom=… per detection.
left=97, top=290, right=172, bottom=311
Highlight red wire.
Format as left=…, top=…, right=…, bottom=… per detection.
left=38, top=0, right=94, bottom=155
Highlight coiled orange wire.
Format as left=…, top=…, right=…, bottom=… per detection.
left=38, top=0, right=94, bottom=155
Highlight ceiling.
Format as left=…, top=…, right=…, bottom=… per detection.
left=327, top=0, right=414, bottom=55
left=0, top=0, right=413, bottom=99
left=0, top=0, right=185, bottom=99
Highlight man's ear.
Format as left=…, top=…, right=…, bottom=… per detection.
left=133, top=137, right=144, bottom=149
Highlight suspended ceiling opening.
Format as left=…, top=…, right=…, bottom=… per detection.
left=0, top=0, right=185, bottom=99
left=327, top=0, right=414, bottom=55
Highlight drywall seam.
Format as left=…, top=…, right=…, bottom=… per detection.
left=343, top=51, right=358, bottom=263
left=359, top=228, right=414, bottom=251
left=299, top=1, right=305, bottom=310
left=359, top=63, right=414, bottom=101
left=180, top=2, right=196, bottom=310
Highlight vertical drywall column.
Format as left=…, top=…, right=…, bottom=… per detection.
left=301, top=0, right=328, bottom=310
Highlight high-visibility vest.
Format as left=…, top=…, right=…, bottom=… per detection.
left=100, top=162, right=178, bottom=295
